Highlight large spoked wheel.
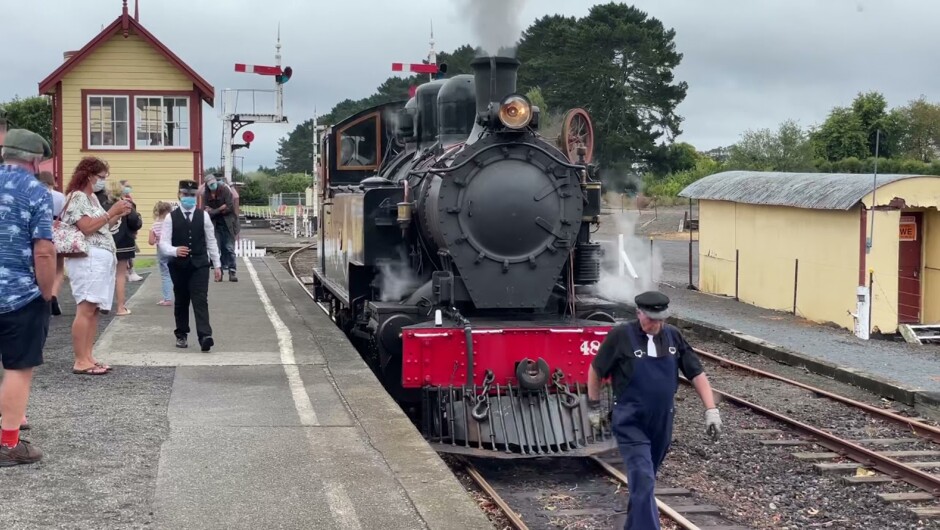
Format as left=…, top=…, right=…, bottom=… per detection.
left=560, top=108, right=594, bottom=164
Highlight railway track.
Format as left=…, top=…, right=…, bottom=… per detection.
left=283, top=244, right=940, bottom=525
left=459, top=453, right=746, bottom=530
left=692, top=346, right=940, bottom=520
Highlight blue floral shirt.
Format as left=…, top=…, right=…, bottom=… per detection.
left=0, top=164, right=54, bottom=314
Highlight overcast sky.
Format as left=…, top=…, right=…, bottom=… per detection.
left=3, top=0, right=937, bottom=171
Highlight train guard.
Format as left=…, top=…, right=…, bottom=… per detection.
left=313, top=55, right=619, bottom=456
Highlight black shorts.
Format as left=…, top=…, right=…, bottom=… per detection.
left=0, top=296, right=50, bottom=370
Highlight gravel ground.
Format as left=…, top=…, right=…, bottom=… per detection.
left=0, top=274, right=175, bottom=530
left=452, top=454, right=686, bottom=530
left=653, top=331, right=940, bottom=530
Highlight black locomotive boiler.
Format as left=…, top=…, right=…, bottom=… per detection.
left=313, top=55, right=619, bottom=456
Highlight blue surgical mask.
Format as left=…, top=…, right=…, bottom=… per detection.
left=208, top=182, right=218, bottom=191
left=93, top=179, right=106, bottom=192
left=180, top=197, right=197, bottom=209
left=123, top=186, right=132, bottom=195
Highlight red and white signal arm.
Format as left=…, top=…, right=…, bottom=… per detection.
left=242, top=130, right=255, bottom=143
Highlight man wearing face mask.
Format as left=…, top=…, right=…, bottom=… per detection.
left=587, top=291, right=721, bottom=530
left=158, top=180, right=222, bottom=351
left=202, top=173, right=238, bottom=282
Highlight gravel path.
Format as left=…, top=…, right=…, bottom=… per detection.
left=0, top=275, right=175, bottom=530
left=655, top=332, right=940, bottom=529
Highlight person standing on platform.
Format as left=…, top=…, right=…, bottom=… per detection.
left=158, top=180, right=221, bottom=352
left=105, top=180, right=141, bottom=316
left=0, top=129, right=55, bottom=466
left=37, top=171, right=66, bottom=316
left=149, top=201, right=174, bottom=306
left=202, top=173, right=238, bottom=282
left=587, top=291, right=722, bottom=530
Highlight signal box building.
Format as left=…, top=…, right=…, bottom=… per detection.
left=680, top=171, right=940, bottom=335
left=37, top=1, right=214, bottom=255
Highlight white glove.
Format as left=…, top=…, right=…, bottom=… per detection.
left=705, top=408, right=721, bottom=440
left=588, top=400, right=604, bottom=433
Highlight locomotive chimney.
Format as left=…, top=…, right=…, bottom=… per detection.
left=471, top=55, right=520, bottom=114
left=469, top=55, right=520, bottom=142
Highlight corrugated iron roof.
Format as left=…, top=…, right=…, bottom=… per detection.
left=678, top=171, right=935, bottom=210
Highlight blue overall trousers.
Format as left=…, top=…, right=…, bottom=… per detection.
left=611, top=327, right=679, bottom=530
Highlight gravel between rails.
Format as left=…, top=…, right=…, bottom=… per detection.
left=655, top=332, right=940, bottom=530
left=0, top=277, right=175, bottom=530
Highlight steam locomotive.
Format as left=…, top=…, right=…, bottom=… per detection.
left=312, top=55, right=621, bottom=456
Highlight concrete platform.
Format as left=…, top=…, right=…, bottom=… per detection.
left=95, top=257, right=491, bottom=530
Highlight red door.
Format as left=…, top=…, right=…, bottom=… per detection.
left=898, top=213, right=923, bottom=323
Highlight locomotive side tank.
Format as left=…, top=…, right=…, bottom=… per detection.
left=313, top=54, right=615, bottom=456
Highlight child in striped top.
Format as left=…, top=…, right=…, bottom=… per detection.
left=149, top=201, right=175, bottom=306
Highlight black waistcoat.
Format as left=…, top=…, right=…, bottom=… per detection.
left=170, top=208, right=209, bottom=268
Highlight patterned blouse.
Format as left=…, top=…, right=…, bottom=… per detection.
left=61, top=191, right=116, bottom=253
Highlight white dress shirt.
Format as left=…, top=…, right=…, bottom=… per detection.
left=158, top=206, right=221, bottom=269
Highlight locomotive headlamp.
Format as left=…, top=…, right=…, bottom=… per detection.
left=498, top=94, right=533, bottom=129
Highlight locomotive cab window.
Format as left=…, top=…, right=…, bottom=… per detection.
left=337, top=113, right=380, bottom=170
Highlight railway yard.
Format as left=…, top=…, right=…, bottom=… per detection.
left=284, top=233, right=940, bottom=530
left=1, top=217, right=938, bottom=530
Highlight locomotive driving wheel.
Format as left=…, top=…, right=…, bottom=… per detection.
left=560, top=108, right=594, bottom=164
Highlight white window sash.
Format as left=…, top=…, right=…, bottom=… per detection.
left=134, top=95, right=191, bottom=150
left=86, top=95, right=129, bottom=149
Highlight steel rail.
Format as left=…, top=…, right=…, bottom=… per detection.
left=694, top=382, right=940, bottom=495
left=286, top=243, right=331, bottom=315
left=694, top=347, right=940, bottom=444
left=463, top=461, right=528, bottom=530
left=589, top=456, right=702, bottom=530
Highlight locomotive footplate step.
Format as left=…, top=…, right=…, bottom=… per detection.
left=94, top=257, right=491, bottom=530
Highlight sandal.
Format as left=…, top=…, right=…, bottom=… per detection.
left=73, top=366, right=109, bottom=375
left=116, top=308, right=132, bottom=316
left=94, top=362, right=112, bottom=371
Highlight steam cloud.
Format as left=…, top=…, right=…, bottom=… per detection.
left=592, top=213, right=663, bottom=304
left=455, top=0, right=528, bottom=56
left=376, top=249, right=420, bottom=302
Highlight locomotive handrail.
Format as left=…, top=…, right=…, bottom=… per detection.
left=421, top=141, right=589, bottom=175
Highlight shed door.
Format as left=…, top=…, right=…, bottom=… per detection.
left=898, top=213, right=923, bottom=323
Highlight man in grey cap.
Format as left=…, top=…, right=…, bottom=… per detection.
left=202, top=173, right=238, bottom=282
left=0, top=129, right=55, bottom=466
left=587, top=290, right=721, bottom=530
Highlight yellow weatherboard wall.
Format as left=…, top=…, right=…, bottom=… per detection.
left=698, top=200, right=860, bottom=329
left=925, top=210, right=940, bottom=324
left=60, top=33, right=195, bottom=256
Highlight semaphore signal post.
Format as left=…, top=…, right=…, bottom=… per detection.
left=221, top=30, right=291, bottom=186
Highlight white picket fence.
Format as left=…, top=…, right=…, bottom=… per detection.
left=234, top=238, right=266, bottom=258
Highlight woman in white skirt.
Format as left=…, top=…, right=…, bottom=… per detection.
left=60, top=157, right=133, bottom=375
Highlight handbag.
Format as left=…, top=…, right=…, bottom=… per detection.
left=53, top=192, right=89, bottom=258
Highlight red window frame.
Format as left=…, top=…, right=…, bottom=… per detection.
left=81, top=89, right=198, bottom=152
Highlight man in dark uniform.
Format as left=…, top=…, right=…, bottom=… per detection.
left=158, top=180, right=222, bottom=351
left=587, top=291, right=721, bottom=530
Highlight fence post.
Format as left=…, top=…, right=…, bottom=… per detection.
left=792, top=258, right=799, bottom=315
left=649, top=237, right=654, bottom=282
left=735, top=249, right=739, bottom=301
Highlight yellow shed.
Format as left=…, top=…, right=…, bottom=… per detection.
left=680, top=171, right=940, bottom=335
left=38, top=1, right=214, bottom=256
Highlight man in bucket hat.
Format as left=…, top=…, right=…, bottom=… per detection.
left=0, top=129, right=55, bottom=466
left=201, top=172, right=238, bottom=282
left=587, top=290, right=721, bottom=530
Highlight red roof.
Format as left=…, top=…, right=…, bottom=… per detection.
left=38, top=7, right=214, bottom=105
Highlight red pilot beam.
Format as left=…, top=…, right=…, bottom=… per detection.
left=235, top=63, right=283, bottom=76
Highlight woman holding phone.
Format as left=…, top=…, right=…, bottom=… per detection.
left=61, top=158, right=132, bottom=375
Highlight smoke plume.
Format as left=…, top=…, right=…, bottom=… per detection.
left=455, top=0, right=528, bottom=56
left=592, top=213, right=663, bottom=304
left=376, top=249, right=420, bottom=302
